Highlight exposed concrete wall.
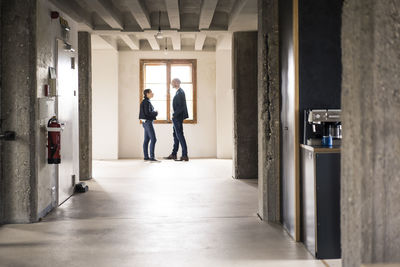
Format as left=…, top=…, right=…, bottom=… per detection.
left=257, top=0, right=280, bottom=222
left=36, top=0, right=79, bottom=218
left=36, top=0, right=59, bottom=216
left=78, top=32, right=92, bottom=180
left=232, top=32, right=258, bottom=179
left=1, top=0, right=80, bottom=223
left=1, top=0, right=38, bottom=223
left=0, top=0, right=3, bottom=223
left=341, top=0, right=400, bottom=266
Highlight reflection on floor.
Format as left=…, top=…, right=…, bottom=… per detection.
left=0, top=159, right=340, bottom=266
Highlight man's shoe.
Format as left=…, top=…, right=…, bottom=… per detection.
left=175, top=156, right=189, bottom=162
left=149, top=158, right=160, bottom=163
left=144, top=158, right=150, bottom=161
left=164, top=154, right=177, bottom=160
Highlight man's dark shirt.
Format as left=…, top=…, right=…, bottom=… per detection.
left=139, top=98, right=158, bottom=121
left=172, top=88, right=189, bottom=121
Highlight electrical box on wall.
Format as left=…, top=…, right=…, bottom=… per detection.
left=48, top=67, right=58, bottom=96
left=48, top=79, right=57, bottom=96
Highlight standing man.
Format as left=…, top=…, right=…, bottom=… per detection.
left=165, top=78, right=189, bottom=161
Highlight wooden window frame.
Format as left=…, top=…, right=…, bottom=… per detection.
left=140, top=59, right=197, bottom=124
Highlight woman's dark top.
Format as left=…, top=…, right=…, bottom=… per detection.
left=139, top=98, right=158, bottom=121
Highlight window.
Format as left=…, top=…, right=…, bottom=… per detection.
left=140, top=59, right=197, bottom=123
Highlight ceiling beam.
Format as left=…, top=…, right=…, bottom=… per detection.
left=195, top=32, right=207, bottom=51
left=50, top=0, right=93, bottom=29
left=120, top=35, right=140, bottom=50
left=199, top=0, right=219, bottom=30
left=81, top=0, right=123, bottom=29
left=229, top=0, right=250, bottom=27
left=165, top=0, right=180, bottom=29
left=100, top=36, right=118, bottom=50
left=91, top=35, right=118, bottom=50
left=146, top=35, right=160, bottom=50
left=123, top=0, right=151, bottom=30
left=170, top=33, right=181, bottom=50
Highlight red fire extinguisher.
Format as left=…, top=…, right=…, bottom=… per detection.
left=47, top=116, right=62, bottom=164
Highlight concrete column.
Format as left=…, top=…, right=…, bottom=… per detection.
left=232, top=32, right=258, bottom=179
left=257, top=0, right=280, bottom=222
left=1, top=0, right=38, bottom=223
left=78, top=32, right=92, bottom=181
left=0, top=0, right=3, bottom=223
left=341, top=1, right=400, bottom=266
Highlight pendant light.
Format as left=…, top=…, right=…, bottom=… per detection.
left=155, top=11, right=163, bottom=39
left=164, top=38, right=168, bottom=55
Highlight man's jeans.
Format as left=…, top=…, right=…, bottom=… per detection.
left=172, top=118, right=188, bottom=157
left=143, top=120, right=157, bottom=159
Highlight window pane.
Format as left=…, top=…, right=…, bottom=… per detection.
left=142, top=61, right=196, bottom=123
left=186, top=101, right=194, bottom=120
left=180, top=84, right=193, bottom=101
left=145, top=83, right=167, bottom=101
left=145, top=65, right=166, bottom=84
left=170, top=97, right=173, bottom=118
left=151, top=100, right=167, bottom=120
left=171, top=65, right=192, bottom=83
left=169, top=87, right=176, bottom=101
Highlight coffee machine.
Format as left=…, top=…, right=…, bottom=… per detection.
left=304, top=109, right=342, bottom=146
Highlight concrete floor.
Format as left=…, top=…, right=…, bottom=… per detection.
left=0, top=159, right=341, bottom=266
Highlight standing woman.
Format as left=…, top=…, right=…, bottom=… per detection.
left=139, top=89, right=159, bottom=162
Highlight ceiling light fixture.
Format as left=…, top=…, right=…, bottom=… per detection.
left=155, top=11, right=163, bottom=39
left=164, top=38, right=168, bottom=55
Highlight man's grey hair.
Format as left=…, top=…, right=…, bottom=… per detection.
left=172, top=78, right=181, bottom=84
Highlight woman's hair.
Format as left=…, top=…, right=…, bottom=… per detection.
left=143, top=89, right=152, bottom=98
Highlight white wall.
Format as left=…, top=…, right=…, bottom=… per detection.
left=118, top=51, right=217, bottom=158
left=92, top=50, right=119, bottom=160
left=216, top=49, right=233, bottom=159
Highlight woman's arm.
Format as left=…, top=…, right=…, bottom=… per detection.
left=148, top=101, right=158, bottom=120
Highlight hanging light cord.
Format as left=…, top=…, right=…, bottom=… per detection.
left=158, top=10, right=161, bottom=33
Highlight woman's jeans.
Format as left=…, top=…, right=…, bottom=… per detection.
left=143, top=120, right=157, bottom=159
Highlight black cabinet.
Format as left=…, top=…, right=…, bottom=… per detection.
left=301, top=145, right=341, bottom=259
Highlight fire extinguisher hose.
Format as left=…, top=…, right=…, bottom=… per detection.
left=50, top=144, right=59, bottom=158
left=48, top=116, right=58, bottom=127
